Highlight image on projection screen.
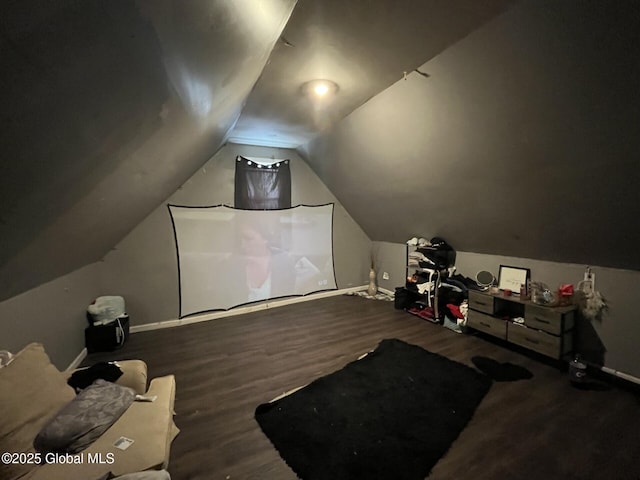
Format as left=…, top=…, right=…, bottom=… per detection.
left=168, top=204, right=337, bottom=317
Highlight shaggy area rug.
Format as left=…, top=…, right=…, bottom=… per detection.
left=255, top=338, right=492, bottom=480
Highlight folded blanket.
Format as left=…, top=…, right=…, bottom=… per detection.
left=68, top=362, right=123, bottom=391
left=34, top=379, right=135, bottom=454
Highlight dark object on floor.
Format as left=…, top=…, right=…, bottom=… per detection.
left=571, top=379, right=611, bottom=391
left=84, top=316, right=130, bottom=353
left=394, top=286, right=416, bottom=310
left=67, top=361, right=124, bottom=391
left=255, top=338, right=492, bottom=480
left=471, top=356, right=533, bottom=382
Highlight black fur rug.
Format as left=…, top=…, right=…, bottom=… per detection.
left=255, top=339, right=492, bottom=480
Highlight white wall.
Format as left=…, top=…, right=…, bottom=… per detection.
left=372, top=241, right=406, bottom=294
left=98, top=143, right=372, bottom=326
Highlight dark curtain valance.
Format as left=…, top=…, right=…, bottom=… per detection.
left=234, top=156, right=291, bottom=210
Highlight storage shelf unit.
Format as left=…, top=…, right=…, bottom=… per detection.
left=467, top=290, right=576, bottom=359
left=405, top=244, right=444, bottom=322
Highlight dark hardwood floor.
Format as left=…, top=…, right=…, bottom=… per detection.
left=86, top=295, right=640, bottom=479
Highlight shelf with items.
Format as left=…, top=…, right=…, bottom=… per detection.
left=398, top=238, right=458, bottom=326
left=405, top=270, right=442, bottom=323
left=404, top=242, right=451, bottom=323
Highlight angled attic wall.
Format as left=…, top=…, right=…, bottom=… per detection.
left=0, top=0, right=296, bottom=302
left=302, top=0, right=640, bottom=271
left=0, top=263, right=103, bottom=369
left=97, top=143, right=371, bottom=327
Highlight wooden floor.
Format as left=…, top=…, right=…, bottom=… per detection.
left=87, top=295, right=640, bottom=480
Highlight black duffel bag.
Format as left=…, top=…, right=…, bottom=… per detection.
left=395, top=287, right=417, bottom=310
left=417, top=237, right=456, bottom=269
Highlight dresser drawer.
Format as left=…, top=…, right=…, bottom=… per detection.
left=508, top=324, right=572, bottom=359
left=524, top=304, right=565, bottom=334
left=468, top=291, right=495, bottom=314
left=468, top=310, right=507, bottom=339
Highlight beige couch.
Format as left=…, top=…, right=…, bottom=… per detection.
left=0, top=343, right=178, bottom=480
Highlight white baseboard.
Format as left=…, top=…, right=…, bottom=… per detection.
left=378, top=287, right=395, bottom=296
left=575, top=358, right=640, bottom=385
left=130, top=285, right=368, bottom=334
left=601, top=366, right=640, bottom=385
left=66, top=347, right=87, bottom=372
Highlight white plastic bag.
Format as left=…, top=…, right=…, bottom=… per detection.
left=87, top=296, right=126, bottom=325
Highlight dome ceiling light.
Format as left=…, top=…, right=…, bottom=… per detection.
left=301, top=79, right=339, bottom=100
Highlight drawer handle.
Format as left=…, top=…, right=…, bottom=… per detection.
left=476, top=301, right=488, bottom=306
left=533, top=317, right=550, bottom=324
left=524, top=337, right=540, bottom=344
left=480, top=322, right=491, bottom=328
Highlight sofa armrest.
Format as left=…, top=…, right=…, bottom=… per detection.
left=114, top=360, right=148, bottom=395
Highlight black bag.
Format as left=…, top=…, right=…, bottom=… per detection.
left=84, top=316, right=130, bottom=353
left=395, top=287, right=416, bottom=310
left=417, top=237, right=456, bottom=270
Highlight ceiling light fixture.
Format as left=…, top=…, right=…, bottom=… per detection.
left=314, top=83, right=330, bottom=96
left=301, top=79, right=339, bottom=100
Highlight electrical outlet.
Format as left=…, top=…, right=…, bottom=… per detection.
left=382, top=272, right=390, bottom=280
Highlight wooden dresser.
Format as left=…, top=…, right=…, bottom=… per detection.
left=467, top=290, right=576, bottom=359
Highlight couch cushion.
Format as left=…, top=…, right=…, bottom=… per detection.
left=99, top=375, right=179, bottom=476
left=0, top=343, right=75, bottom=480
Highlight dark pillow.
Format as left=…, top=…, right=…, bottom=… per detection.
left=34, top=379, right=135, bottom=454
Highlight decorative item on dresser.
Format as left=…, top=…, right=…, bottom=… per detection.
left=467, top=289, right=576, bottom=360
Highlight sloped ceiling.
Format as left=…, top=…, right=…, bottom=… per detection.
left=0, top=0, right=516, bottom=302
left=230, top=0, right=514, bottom=148
left=0, top=0, right=296, bottom=301
left=302, top=0, right=640, bottom=271
left=11, top=1, right=636, bottom=300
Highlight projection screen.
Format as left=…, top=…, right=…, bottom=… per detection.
left=168, top=204, right=337, bottom=317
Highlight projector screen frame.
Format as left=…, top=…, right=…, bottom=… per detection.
left=167, top=202, right=338, bottom=318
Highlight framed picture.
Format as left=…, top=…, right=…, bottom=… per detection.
left=497, top=265, right=530, bottom=292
